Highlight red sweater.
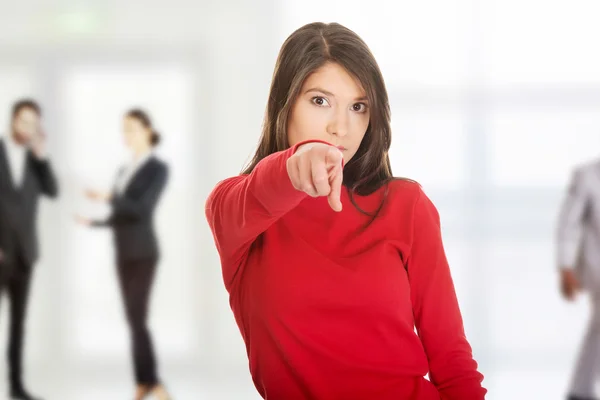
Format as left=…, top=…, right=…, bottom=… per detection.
left=205, top=143, right=486, bottom=400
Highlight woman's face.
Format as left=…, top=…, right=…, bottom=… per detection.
left=287, top=62, right=370, bottom=163
left=123, top=116, right=150, bottom=150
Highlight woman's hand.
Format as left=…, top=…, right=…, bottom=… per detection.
left=286, top=142, right=344, bottom=212
left=85, top=188, right=112, bottom=202
left=74, top=214, right=92, bottom=226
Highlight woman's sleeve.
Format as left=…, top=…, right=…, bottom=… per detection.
left=407, top=188, right=487, bottom=400
left=205, top=140, right=335, bottom=291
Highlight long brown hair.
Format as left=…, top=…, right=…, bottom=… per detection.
left=242, top=22, right=395, bottom=218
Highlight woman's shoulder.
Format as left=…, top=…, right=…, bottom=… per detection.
left=149, top=156, right=169, bottom=171
left=388, top=176, right=444, bottom=220
left=383, top=177, right=440, bottom=216
left=386, top=177, right=424, bottom=203
left=380, top=179, right=441, bottom=235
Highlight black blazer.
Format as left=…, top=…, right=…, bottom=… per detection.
left=94, top=156, right=169, bottom=263
left=0, top=139, right=59, bottom=268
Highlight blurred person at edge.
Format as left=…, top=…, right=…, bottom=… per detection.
left=557, top=160, right=600, bottom=400
left=205, top=22, right=486, bottom=400
left=76, top=109, right=171, bottom=400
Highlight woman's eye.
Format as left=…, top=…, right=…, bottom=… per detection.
left=352, top=103, right=367, bottom=113
left=312, top=96, right=330, bottom=107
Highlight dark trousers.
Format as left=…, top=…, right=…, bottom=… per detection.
left=0, top=253, right=32, bottom=391
left=117, top=258, right=159, bottom=386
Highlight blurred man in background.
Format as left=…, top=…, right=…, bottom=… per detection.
left=557, top=160, right=600, bottom=400
left=0, top=99, right=58, bottom=400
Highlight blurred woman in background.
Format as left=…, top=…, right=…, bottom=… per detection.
left=76, top=109, right=170, bottom=400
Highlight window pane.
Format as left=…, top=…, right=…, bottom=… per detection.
left=485, top=368, right=572, bottom=400
left=483, top=0, right=600, bottom=85
left=390, top=107, right=466, bottom=189
left=279, top=0, right=471, bottom=87
left=488, top=109, right=600, bottom=187
left=484, top=239, right=587, bottom=356
left=0, top=66, right=37, bottom=130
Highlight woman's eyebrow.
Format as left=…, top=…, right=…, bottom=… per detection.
left=305, top=87, right=368, bottom=101
left=304, top=87, right=335, bottom=97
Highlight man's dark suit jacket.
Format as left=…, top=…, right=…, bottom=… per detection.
left=0, top=139, right=58, bottom=272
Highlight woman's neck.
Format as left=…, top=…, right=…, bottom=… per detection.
left=133, top=145, right=151, bottom=160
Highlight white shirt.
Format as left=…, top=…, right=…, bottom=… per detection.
left=114, top=151, right=153, bottom=195
left=3, top=135, right=27, bottom=188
